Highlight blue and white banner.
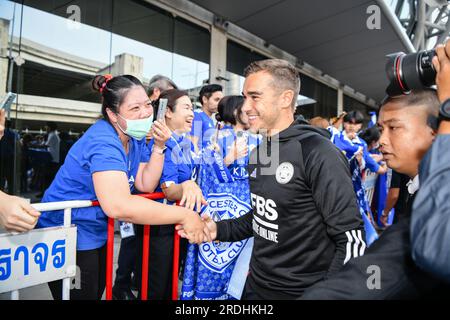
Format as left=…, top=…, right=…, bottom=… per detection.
left=181, top=147, right=252, bottom=300
left=349, top=158, right=379, bottom=246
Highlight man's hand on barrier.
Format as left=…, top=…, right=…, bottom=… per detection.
left=179, top=180, right=207, bottom=213
left=433, top=40, right=450, bottom=103
left=0, top=193, right=41, bottom=232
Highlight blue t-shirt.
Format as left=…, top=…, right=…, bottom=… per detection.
left=148, top=133, right=198, bottom=204
left=218, top=126, right=261, bottom=180
left=334, top=131, right=380, bottom=173
left=190, top=110, right=215, bottom=150
left=36, top=120, right=150, bottom=251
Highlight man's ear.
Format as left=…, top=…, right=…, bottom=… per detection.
left=202, top=95, right=208, bottom=106
left=280, top=90, right=295, bottom=110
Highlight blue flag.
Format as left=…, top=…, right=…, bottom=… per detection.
left=180, top=147, right=252, bottom=300
left=349, top=158, right=379, bottom=246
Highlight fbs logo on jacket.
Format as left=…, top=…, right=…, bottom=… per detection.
left=199, top=193, right=251, bottom=272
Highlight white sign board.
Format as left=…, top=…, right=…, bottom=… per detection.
left=0, top=226, right=77, bottom=293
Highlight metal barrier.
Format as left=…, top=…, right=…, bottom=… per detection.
left=0, top=192, right=181, bottom=300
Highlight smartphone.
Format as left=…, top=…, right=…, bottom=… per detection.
left=0, top=92, right=17, bottom=112
left=156, top=98, right=168, bottom=122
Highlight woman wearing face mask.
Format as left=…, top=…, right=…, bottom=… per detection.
left=36, top=75, right=207, bottom=300
left=137, top=89, right=205, bottom=299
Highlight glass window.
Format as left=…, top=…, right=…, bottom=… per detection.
left=0, top=0, right=210, bottom=196
left=297, top=73, right=337, bottom=120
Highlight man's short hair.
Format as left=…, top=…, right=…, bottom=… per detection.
left=380, top=89, right=440, bottom=119
left=244, top=59, right=300, bottom=108
left=198, top=84, right=223, bottom=103
left=309, top=116, right=330, bottom=129
left=148, top=74, right=177, bottom=96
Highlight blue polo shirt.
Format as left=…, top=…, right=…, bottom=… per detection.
left=190, top=110, right=215, bottom=150
left=148, top=133, right=198, bottom=200
left=36, top=120, right=150, bottom=251
left=218, top=126, right=261, bottom=180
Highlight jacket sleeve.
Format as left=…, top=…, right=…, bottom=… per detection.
left=304, top=136, right=366, bottom=274
left=411, top=135, right=450, bottom=283
left=216, top=209, right=253, bottom=242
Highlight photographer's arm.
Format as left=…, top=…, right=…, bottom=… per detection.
left=410, top=40, right=450, bottom=282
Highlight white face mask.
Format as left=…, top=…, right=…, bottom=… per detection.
left=117, top=113, right=154, bottom=140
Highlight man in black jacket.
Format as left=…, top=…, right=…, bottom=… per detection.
left=179, top=59, right=365, bottom=299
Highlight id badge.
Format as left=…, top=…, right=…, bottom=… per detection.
left=119, top=221, right=135, bottom=238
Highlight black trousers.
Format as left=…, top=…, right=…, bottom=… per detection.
left=302, top=217, right=450, bottom=300
left=134, top=225, right=188, bottom=300
left=113, top=235, right=136, bottom=290
left=48, top=245, right=106, bottom=300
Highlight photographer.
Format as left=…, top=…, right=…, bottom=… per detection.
left=302, top=87, right=445, bottom=299
left=410, top=40, right=450, bottom=284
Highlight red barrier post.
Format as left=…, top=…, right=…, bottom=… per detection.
left=172, top=229, right=180, bottom=300
left=141, top=225, right=150, bottom=300
left=100, top=192, right=166, bottom=301
left=106, top=217, right=115, bottom=300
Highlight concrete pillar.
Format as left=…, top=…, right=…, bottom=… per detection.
left=209, top=25, right=227, bottom=86
left=225, top=72, right=242, bottom=95
left=111, top=53, right=144, bottom=81
left=337, top=87, right=344, bottom=116
left=0, top=18, right=10, bottom=95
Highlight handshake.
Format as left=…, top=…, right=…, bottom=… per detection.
left=176, top=214, right=218, bottom=244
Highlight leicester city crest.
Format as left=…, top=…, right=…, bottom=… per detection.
left=198, top=193, right=251, bottom=273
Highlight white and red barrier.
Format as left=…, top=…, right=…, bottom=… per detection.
left=0, top=192, right=181, bottom=300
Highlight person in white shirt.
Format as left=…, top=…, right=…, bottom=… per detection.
left=46, top=122, right=60, bottom=164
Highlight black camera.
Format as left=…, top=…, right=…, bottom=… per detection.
left=385, top=50, right=436, bottom=96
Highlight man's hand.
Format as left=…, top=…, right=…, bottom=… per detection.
left=176, top=214, right=217, bottom=243
left=370, top=153, right=384, bottom=163
left=177, top=210, right=208, bottom=244
left=180, top=180, right=207, bottom=212
left=433, top=40, right=450, bottom=103
left=380, top=211, right=389, bottom=228
left=0, top=109, right=5, bottom=140
left=0, top=194, right=41, bottom=232
left=377, top=162, right=388, bottom=175
left=202, top=215, right=217, bottom=241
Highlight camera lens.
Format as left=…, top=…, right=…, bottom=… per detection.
left=385, top=50, right=436, bottom=97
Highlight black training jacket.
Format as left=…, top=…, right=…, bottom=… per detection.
left=216, top=118, right=366, bottom=299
